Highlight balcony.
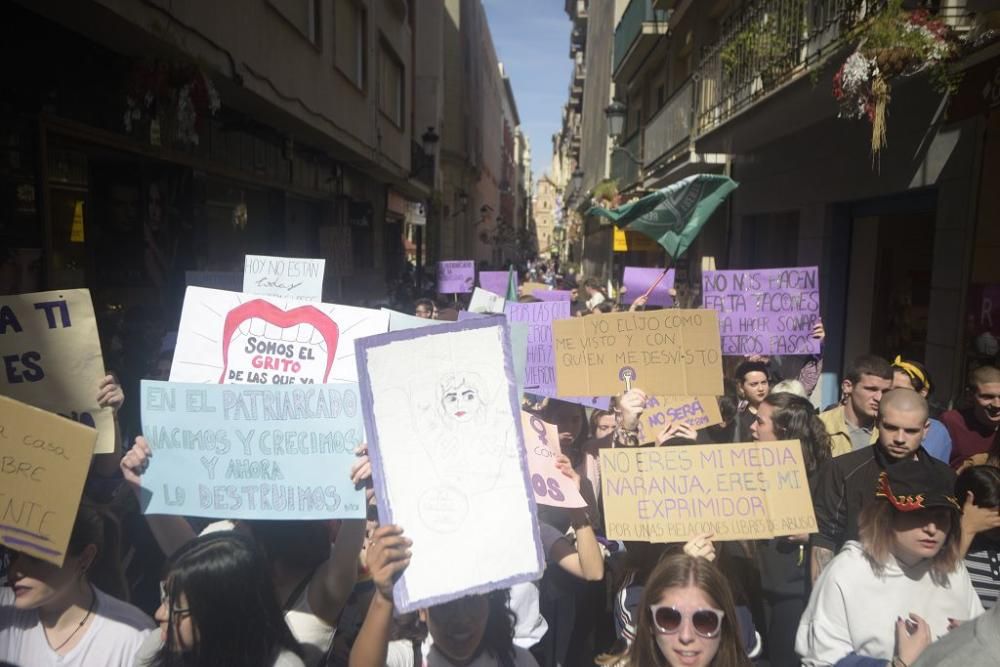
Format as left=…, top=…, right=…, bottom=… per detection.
left=643, top=78, right=694, bottom=168
left=611, top=130, right=642, bottom=189
left=694, top=0, right=970, bottom=139
left=574, top=51, right=586, bottom=83
left=613, top=0, right=670, bottom=82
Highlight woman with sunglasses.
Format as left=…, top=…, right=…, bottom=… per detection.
left=0, top=503, right=154, bottom=666
left=796, top=460, right=984, bottom=666
left=600, top=553, right=751, bottom=667
left=136, top=531, right=305, bottom=667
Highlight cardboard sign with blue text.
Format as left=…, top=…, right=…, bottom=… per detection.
left=600, top=440, right=816, bottom=542
left=244, top=255, right=325, bottom=302
left=0, top=289, right=114, bottom=453
left=0, top=394, right=97, bottom=566
left=139, top=381, right=366, bottom=520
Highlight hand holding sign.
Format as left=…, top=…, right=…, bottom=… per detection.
left=367, top=524, right=412, bottom=603
left=522, top=412, right=587, bottom=509
left=618, top=388, right=648, bottom=432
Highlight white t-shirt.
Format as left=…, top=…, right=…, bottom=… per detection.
left=796, top=541, right=985, bottom=666
left=507, top=582, right=546, bottom=649
left=0, top=586, right=154, bottom=667
left=134, top=633, right=306, bottom=666
left=385, top=639, right=538, bottom=667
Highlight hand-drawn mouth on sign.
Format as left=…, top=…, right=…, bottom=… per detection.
left=220, top=300, right=340, bottom=383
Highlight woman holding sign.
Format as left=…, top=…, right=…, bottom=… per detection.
left=0, top=504, right=154, bottom=666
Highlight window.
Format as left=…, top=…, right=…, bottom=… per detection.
left=378, top=40, right=404, bottom=128
left=268, top=0, right=321, bottom=46
left=335, top=0, right=366, bottom=89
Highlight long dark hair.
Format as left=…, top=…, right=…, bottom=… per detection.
left=244, top=519, right=330, bottom=573
left=148, top=533, right=303, bottom=667
left=956, top=465, right=1000, bottom=547
left=428, top=590, right=517, bottom=666
left=603, top=554, right=751, bottom=667
left=762, top=392, right=832, bottom=475
left=69, top=502, right=128, bottom=600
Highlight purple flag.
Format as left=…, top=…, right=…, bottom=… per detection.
left=479, top=270, right=515, bottom=296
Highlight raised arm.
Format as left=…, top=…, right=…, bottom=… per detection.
left=120, top=435, right=197, bottom=557
left=349, top=524, right=412, bottom=667
left=90, top=373, right=125, bottom=478
left=547, top=455, right=604, bottom=581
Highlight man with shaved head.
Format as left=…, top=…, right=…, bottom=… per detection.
left=943, top=365, right=1000, bottom=468
left=809, top=389, right=956, bottom=581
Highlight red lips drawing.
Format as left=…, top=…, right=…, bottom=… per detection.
left=220, top=300, right=340, bottom=383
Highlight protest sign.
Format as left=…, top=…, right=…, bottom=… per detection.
left=600, top=440, right=816, bottom=542
left=504, top=301, right=570, bottom=396
left=469, top=288, right=506, bottom=314
left=702, top=267, right=820, bottom=356
left=519, top=281, right=550, bottom=297
left=243, top=255, right=325, bottom=301
left=0, top=289, right=115, bottom=453
left=356, top=320, right=544, bottom=613
left=635, top=396, right=723, bottom=444
left=138, top=381, right=365, bottom=520
left=170, top=287, right=389, bottom=386
left=533, top=290, right=573, bottom=302
left=185, top=270, right=243, bottom=292
left=437, top=261, right=475, bottom=294
left=382, top=308, right=445, bottom=331
left=0, top=394, right=97, bottom=566
left=553, top=310, right=723, bottom=397
left=521, top=412, right=586, bottom=509
left=623, top=267, right=675, bottom=307
left=479, top=271, right=513, bottom=297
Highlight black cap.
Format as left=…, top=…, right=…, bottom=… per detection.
left=874, top=460, right=960, bottom=512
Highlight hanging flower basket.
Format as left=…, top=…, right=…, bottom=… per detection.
left=124, top=61, right=221, bottom=147
left=832, top=2, right=961, bottom=164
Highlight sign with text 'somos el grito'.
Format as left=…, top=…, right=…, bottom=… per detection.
left=169, top=287, right=389, bottom=386
left=0, top=394, right=97, bottom=566
left=138, top=381, right=366, bottom=520
left=600, top=440, right=816, bottom=543
left=553, top=310, right=723, bottom=397
left=701, top=266, right=820, bottom=356
left=243, top=254, right=325, bottom=302
left=0, top=289, right=114, bottom=453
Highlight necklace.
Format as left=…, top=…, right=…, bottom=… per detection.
left=47, top=585, right=96, bottom=654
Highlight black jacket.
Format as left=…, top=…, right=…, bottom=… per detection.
left=809, top=444, right=956, bottom=552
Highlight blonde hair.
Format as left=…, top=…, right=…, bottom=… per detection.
left=857, top=501, right=962, bottom=584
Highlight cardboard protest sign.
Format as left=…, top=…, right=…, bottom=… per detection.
left=635, top=395, right=723, bottom=443
left=138, top=381, right=366, bottom=520
left=0, top=289, right=115, bottom=453
left=243, top=255, right=325, bottom=301
left=479, top=271, right=514, bottom=297
left=170, top=287, right=389, bottom=386
left=553, top=310, right=723, bottom=397
left=355, top=320, right=544, bottom=613
left=504, top=301, right=570, bottom=396
left=600, top=440, right=816, bottom=542
left=623, top=267, right=675, bottom=307
left=186, top=270, right=243, bottom=292
left=522, top=412, right=587, bottom=509
left=519, top=281, right=550, bottom=297
left=382, top=308, right=445, bottom=331
left=533, top=290, right=573, bottom=302
left=0, top=394, right=97, bottom=566
left=437, top=261, right=475, bottom=294
left=469, top=288, right=506, bottom=314
left=702, top=267, right=820, bottom=356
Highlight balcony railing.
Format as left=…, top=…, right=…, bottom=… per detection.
left=613, top=0, right=670, bottom=74
left=695, top=0, right=899, bottom=136
left=643, top=78, right=694, bottom=167
left=611, top=130, right=642, bottom=188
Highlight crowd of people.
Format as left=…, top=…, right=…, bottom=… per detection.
left=3, top=275, right=1000, bottom=667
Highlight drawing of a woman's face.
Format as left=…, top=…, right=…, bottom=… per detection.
left=442, top=382, right=479, bottom=423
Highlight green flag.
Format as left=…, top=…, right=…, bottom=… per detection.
left=587, top=174, right=737, bottom=258
left=506, top=265, right=518, bottom=301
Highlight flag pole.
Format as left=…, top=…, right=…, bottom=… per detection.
left=637, top=255, right=673, bottom=308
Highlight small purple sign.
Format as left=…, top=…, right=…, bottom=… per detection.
left=479, top=270, right=514, bottom=296
left=438, top=260, right=475, bottom=294
left=702, top=266, right=821, bottom=356
left=532, top=290, right=573, bottom=302
left=622, top=267, right=675, bottom=307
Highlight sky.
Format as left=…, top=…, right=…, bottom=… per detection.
left=482, top=0, right=573, bottom=182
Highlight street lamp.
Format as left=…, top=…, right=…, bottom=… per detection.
left=605, top=101, right=627, bottom=142
left=570, top=169, right=584, bottom=195
left=421, top=126, right=440, bottom=155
